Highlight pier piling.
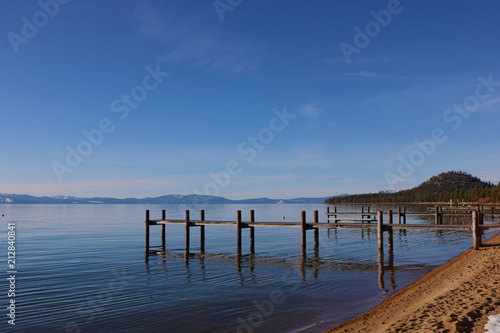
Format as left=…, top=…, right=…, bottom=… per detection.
left=301, top=211, right=307, bottom=255
left=377, top=210, right=384, bottom=290
left=388, top=210, right=393, bottom=252
left=314, top=210, right=319, bottom=248
left=161, top=210, right=166, bottom=249
left=237, top=210, right=242, bottom=257
left=472, top=211, right=478, bottom=250
left=472, top=211, right=482, bottom=250
left=200, top=210, right=205, bottom=252
left=377, top=211, right=384, bottom=252
left=250, top=210, right=255, bottom=253
left=185, top=210, right=190, bottom=255
left=145, top=210, right=150, bottom=249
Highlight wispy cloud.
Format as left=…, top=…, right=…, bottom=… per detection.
left=157, top=36, right=264, bottom=74
left=477, top=95, right=500, bottom=112
left=134, top=4, right=178, bottom=44
left=245, top=148, right=334, bottom=169
left=351, top=55, right=417, bottom=65
left=362, top=78, right=467, bottom=108
left=297, top=100, right=324, bottom=118
left=290, top=150, right=334, bottom=168
left=345, top=71, right=439, bottom=80
left=134, top=3, right=264, bottom=74
left=319, top=55, right=414, bottom=66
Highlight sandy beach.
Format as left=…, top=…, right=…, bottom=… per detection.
left=326, top=233, right=500, bottom=333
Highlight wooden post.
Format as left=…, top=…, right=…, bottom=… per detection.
left=388, top=216, right=395, bottom=290
left=237, top=210, right=242, bottom=256
left=314, top=210, right=319, bottom=248
left=387, top=210, right=393, bottom=253
left=403, top=206, right=406, bottom=224
left=161, top=210, right=166, bottom=249
left=301, top=211, right=307, bottom=254
left=200, top=210, right=205, bottom=252
left=478, top=210, right=483, bottom=244
left=327, top=206, right=330, bottom=223
left=398, top=206, right=401, bottom=224
left=250, top=210, right=255, bottom=253
left=185, top=210, right=190, bottom=254
left=334, top=206, right=337, bottom=223
left=377, top=210, right=385, bottom=290
left=435, top=205, right=440, bottom=224
left=472, top=211, right=481, bottom=250
left=377, top=211, right=383, bottom=252
left=145, top=210, right=150, bottom=249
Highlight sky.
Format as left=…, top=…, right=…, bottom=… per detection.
left=1, top=0, right=499, bottom=199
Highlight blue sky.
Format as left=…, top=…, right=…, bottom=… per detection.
left=1, top=0, right=499, bottom=199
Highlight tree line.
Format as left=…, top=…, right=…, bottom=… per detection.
left=326, top=171, right=500, bottom=204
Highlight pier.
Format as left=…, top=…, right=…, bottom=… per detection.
left=326, top=205, right=500, bottom=224
left=145, top=206, right=500, bottom=256
left=145, top=206, right=500, bottom=288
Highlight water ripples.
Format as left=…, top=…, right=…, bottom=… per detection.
left=1, top=204, right=497, bottom=332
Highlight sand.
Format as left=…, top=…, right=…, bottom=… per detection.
left=326, top=233, right=500, bottom=333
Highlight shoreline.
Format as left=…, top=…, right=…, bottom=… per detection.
left=324, top=232, right=500, bottom=332
left=324, top=202, right=500, bottom=206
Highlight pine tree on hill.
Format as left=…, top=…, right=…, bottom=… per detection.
left=325, top=171, right=496, bottom=204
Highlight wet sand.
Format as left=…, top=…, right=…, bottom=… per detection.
left=326, top=233, right=500, bottom=333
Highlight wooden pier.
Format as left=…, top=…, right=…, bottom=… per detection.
left=145, top=207, right=500, bottom=256
left=326, top=205, right=500, bottom=225
left=145, top=207, right=500, bottom=286
left=427, top=205, right=500, bottom=215
left=326, top=206, right=408, bottom=223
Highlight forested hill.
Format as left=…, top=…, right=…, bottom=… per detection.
left=326, top=171, right=499, bottom=204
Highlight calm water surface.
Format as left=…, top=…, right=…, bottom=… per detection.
left=1, top=204, right=497, bottom=332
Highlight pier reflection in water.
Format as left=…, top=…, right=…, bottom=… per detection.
left=145, top=230, right=397, bottom=291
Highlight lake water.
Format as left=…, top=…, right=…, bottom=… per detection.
left=1, top=204, right=497, bottom=332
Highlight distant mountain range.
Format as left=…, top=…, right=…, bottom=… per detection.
left=0, top=193, right=338, bottom=205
